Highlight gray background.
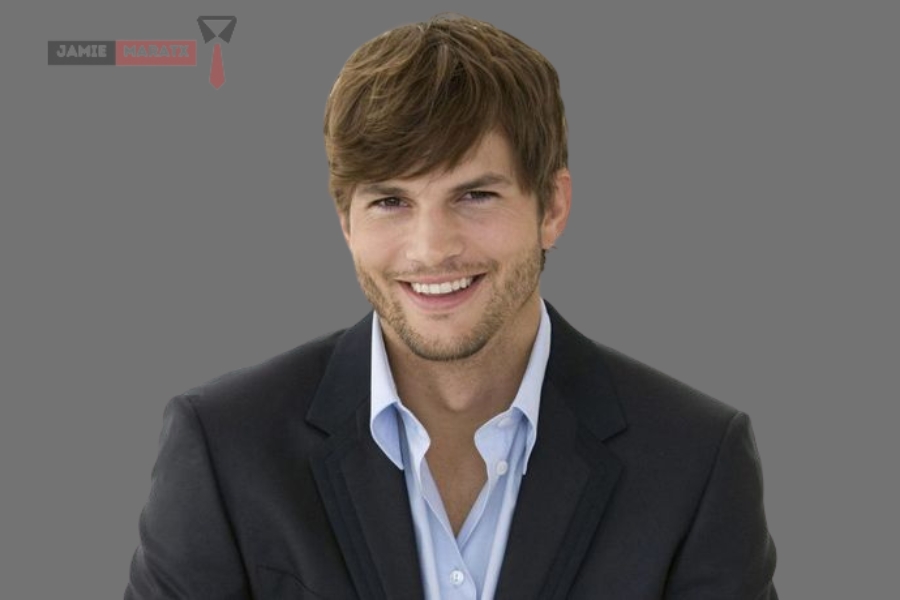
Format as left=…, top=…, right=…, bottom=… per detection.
left=3, top=1, right=897, bottom=597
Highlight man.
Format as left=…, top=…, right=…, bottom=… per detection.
left=126, top=14, right=777, bottom=599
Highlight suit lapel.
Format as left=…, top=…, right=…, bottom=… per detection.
left=307, top=314, right=424, bottom=600
left=305, top=304, right=627, bottom=600
left=495, top=304, right=628, bottom=600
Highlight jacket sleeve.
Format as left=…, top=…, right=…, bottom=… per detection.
left=665, top=412, right=778, bottom=600
left=125, top=395, right=251, bottom=600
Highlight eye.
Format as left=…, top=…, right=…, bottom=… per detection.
left=370, top=197, right=405, bottom=210
left=461, top=190, right=497, bottom=202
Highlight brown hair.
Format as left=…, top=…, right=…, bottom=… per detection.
left=324, top=13, right=568, bottom=218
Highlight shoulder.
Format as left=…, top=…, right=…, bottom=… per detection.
left=548, top=311, right=759, bottom=514
left=168, top=326, right=349, bottom=428
left=546, top=304, right=742, bottom=456
left=593, top=340, right=739, bottom=429
left=590, top=339, right=750, bottom=474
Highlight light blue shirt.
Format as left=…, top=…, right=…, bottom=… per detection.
left=369, top=300, right=551, bottom=599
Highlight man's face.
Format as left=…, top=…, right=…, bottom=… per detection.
left=340, top=132, right=570, bottom=362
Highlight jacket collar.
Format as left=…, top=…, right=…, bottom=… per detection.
left=307, top=302, right=627, bottom=599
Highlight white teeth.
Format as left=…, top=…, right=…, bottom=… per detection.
left=411, top=277, right=474, bottom=295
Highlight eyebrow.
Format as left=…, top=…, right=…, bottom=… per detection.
left=356, top=172, right=514, bottom=199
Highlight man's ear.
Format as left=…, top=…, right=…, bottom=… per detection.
left=540, top=168, right=572, bottom=250
left=337, top=207, right=351, bottom=245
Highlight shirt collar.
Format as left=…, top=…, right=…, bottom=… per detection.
left=369, top=312, right=404, bottom=468
left=511, top=299, right=551, bottom=473
left=369, top=299, right=552, bottom=472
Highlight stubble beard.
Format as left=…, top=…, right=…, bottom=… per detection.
left=354, top=244, right=544, bottom=362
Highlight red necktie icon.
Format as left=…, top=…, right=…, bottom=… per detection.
left=209, top=43, right=225, bottom=89
left=197, top=16, right=236, bottom=90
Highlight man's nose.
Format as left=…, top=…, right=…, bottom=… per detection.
left=404, top=207, right=464, bottom=267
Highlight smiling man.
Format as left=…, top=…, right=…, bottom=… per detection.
left=126, top=14, right=778, bottom=600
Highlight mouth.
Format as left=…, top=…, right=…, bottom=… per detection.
left=399, top=274, right=486, bottom=310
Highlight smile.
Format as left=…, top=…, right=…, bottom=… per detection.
left=409, top=277, right=475, bottom=296
left=399, top=274, right=485, bottom=310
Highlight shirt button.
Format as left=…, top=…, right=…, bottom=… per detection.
left=498, top=416, right=514, bottom=428
left=496, top=460, right=509, bottom=476
left=450, top=569, right=466, bottom=586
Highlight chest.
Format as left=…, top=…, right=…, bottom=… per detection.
left=426, top=448, right=487, bottom=534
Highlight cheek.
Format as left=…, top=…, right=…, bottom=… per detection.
left=350, top=234, right=399, bottom=270
left=483, top=220, right=542, bottom=253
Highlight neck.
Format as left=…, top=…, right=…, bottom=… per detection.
left=382, top=293, right=542, bottom=440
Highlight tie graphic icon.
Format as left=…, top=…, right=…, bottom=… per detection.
left=197, top=16, right=237, bottom=89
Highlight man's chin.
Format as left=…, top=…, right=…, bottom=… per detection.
left=385, top=316, right=489, bottom=362
left=401, top=335, right=490, bottom=362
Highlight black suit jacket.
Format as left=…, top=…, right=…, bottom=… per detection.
left=126, top=303, right=777, bottom=599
